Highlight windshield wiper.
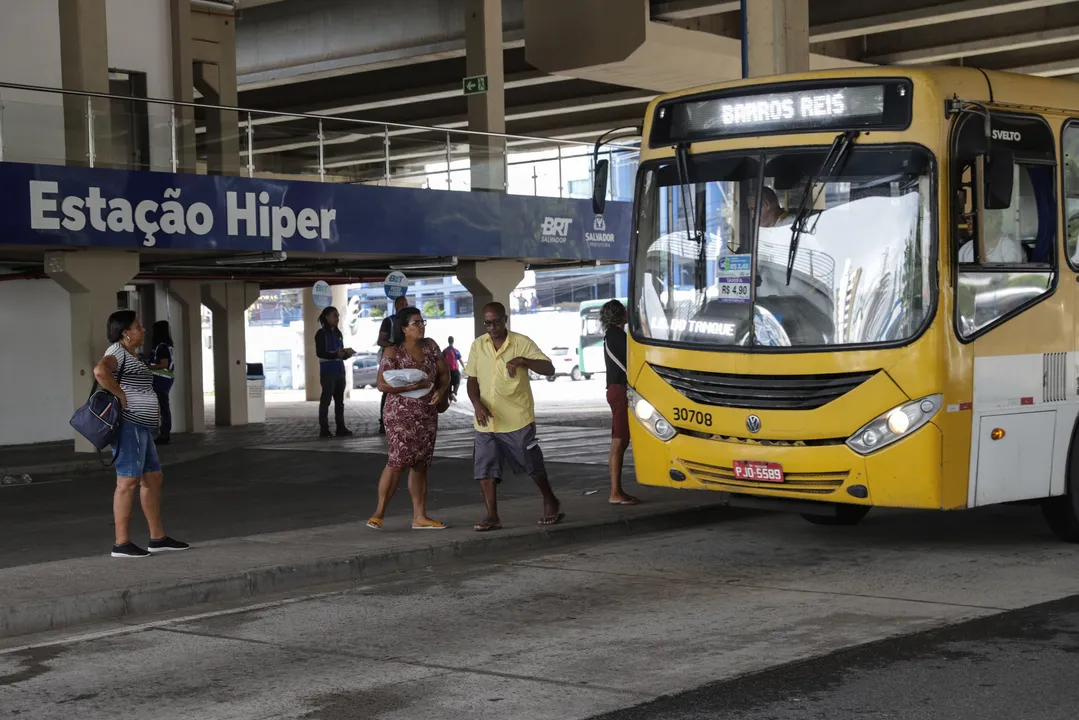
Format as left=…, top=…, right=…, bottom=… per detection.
left=674, top=143, right=706, bottom=294
left=785, top=130, right=860, bottom=285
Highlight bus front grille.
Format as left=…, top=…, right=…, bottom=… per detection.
left=681, top=460, right=847, bottom=495
left=651, top=365, right=877, bottom=410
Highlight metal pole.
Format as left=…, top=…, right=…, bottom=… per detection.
left=383, top=126, right=391, bottom=185
left=86, top=96, right=96, bottom=168
left=317, top=119, right=325, bottom=182
left=557, top=146, right=564, bottom=198
left=0, top=92, right=5, bottom=163
left=169, top=104, right=178, bottom=173
left=445, top=131, right=452, bottom=189
left=246, top=111, right=254, bottom=178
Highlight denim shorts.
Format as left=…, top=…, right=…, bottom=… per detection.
left=113, top=420, right=162, bottom=477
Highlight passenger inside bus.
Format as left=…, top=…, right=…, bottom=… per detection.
left=747, top=187, right=792, bottom=228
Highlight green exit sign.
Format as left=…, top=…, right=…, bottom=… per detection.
left=463, top=75, right=489, bottom=95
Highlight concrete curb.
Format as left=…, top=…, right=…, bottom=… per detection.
left=0, top=503, right=731, bottom=640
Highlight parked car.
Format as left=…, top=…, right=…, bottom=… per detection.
left=352, top=353, right=380, bottom=389
left=545, top=346, right=583, bottom=382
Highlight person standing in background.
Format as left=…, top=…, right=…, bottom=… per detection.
left=443, top=336, right=463, bottom=402
left=600, top=300, right=640, bottom=506
left=315, top=306, right=355, bottom=438
left=149, top=321, right=175, bottom=446
left=377, top=295, right=410, bottom=434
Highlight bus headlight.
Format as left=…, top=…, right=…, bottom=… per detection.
left=628, top=387, right=677, bottom=441
left=846, top=394, right=942, bottom=455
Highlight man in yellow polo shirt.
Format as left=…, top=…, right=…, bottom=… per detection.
left=465, top=302, right=561, bottom=532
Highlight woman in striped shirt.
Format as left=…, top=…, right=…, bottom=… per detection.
left=93, top=311, right=189, bottom=559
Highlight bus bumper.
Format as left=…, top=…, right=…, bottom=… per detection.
left=629, top=415, right=945, bottom=510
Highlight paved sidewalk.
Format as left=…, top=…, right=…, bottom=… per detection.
left=0, top=388, right=610, bottom=479
left=0, top=426, right=727, bottom=640
left=0, top=482, right=727, bottom=640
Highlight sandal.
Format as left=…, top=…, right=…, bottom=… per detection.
left=412, top=519, right=447, bottom=530
left=537, top=513, right=566, bottom=526
left=366, top=517, right=382, bottom=530
left=609, top=496, right=641, bottom=506
left=473, top=520, right=502, bottom=532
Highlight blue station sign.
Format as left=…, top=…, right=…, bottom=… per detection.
left=0, top=162, right=632, bottom=262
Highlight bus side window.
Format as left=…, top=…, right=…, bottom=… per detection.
left=1062, top=121, right=1079, bottom=268
left=956, top=115, right=1056, bottom=338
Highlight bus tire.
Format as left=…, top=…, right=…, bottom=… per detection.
left=1041, top=422, right=1079, bottom=542
left=801, top=504, right=870, bottom=526
left=571, top=366, right=582, bottom=381
left=583, top=373, right=593, bottom=380
left=547, top=375, right=557, bottom=382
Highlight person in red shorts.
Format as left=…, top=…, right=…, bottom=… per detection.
left=601, top=300, right=640, bottom=505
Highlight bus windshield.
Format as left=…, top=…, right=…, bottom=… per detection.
left=632, top=145, right=934, bottom=349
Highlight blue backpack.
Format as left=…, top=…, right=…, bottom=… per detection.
left=70, top=357, right=125, bottom=460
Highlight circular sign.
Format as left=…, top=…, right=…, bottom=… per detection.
left=311, top=280, right=333, bottom=309
left=384, top=271, right=409, bottom=299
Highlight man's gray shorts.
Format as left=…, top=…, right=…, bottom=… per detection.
left=474, top=423, right=546, bottom=481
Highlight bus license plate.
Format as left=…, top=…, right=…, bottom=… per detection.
left=732, top=461, right=784, bottom=483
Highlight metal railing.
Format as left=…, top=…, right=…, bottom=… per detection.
left=0, top=80, right=640, bottom=199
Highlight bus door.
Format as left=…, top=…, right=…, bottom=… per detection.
left=952, top=110, right=1068, bottom=507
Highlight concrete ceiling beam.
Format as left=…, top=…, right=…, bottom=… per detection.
left=651, top=1, right=740, bottom=20
left=1006, top=58, right=1079, bottom=76
left=866, top=24, right=1079, bottom=64
left=810, top=0, right=1078, bottom=43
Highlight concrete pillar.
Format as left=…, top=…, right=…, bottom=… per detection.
left=457, top=260, right=525, bottom=339
left=745, top=0, right=809, bottom=78
left=45, top=250, right=140, bottom=453
left=465, top=0, right=506, bottom=192
left=332, top=284, right=352, bottom=399
left=201, top=282, right=258, bottom=426
left=170, top=0, right=198, bottom=173
left=192, top=7, right=239, bottom=175
left=165, top=280, right=206, bottom=434
left=58, top=0, right=112, bottom=167
left=302, top=288, right=321, bottom=402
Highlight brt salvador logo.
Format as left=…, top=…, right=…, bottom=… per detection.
left=541, top=216, right=572, bottom=243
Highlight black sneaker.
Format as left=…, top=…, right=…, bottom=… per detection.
left=336, top=428, right=353, bottom=437
left=319, top=428, right=333, bottom=439
left=111, top=542, right=150, bottom=558
left=156, top=437, right=171, bottom=446
left=148, top=536, right=190, bottom=554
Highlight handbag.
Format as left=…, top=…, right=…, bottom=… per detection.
left=70, top=353, right=126, bottom=464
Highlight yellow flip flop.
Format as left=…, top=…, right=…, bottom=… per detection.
left=412, top=519, right=447, bottom=530
left=366, top=517, right=383, bottom=530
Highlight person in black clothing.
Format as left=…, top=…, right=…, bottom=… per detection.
left=601, top=300, right=640, bottom=505
left=315, top=305, right=355, bottom=438
left=377, top=295, right=410, bottom=434
left=148, top=321, right=175, bottom=445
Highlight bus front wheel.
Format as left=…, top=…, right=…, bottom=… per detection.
left=801, top=504, right=870, bottom=527
left=1042, top=422, right=1079, bottom=542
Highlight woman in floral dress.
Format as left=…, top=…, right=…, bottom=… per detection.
left=367, top=306, right=450, bottom=530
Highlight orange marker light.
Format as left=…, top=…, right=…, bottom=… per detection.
left=990, top=428, right=1006, bottom=441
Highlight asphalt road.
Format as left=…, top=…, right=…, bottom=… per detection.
left=592, top=592, right=1079, bottom=720
left=4, top=505, right=1079, bottom=719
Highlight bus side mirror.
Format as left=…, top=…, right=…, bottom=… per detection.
left=592, top=159, right=609, bottom=215
left=984, top=148, right=1015, bottom=210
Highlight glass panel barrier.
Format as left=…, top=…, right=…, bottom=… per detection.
left=0, top=85, right=640, bottom=195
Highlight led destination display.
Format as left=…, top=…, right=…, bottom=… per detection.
left=650, top=80, right=911, bottom=145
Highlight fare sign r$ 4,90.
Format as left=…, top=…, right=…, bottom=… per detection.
left=384, top=271, right=409, bottom=299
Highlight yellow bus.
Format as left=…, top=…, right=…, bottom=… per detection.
left=592, top=67, right=1079, bottom=539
